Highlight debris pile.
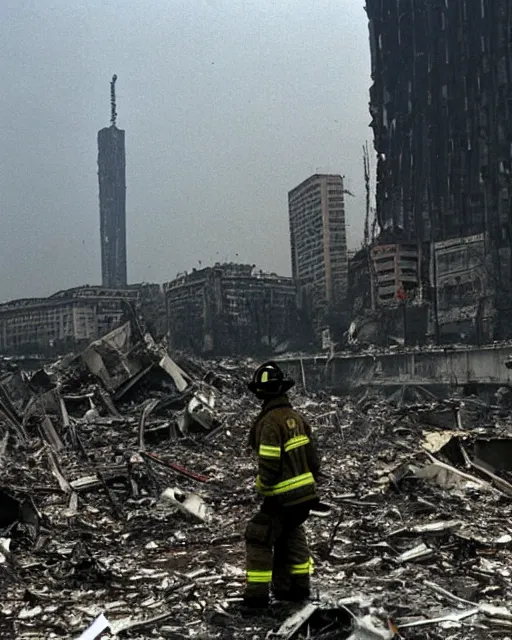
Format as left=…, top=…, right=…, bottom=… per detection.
left=1, top=323, right=512, bottom=638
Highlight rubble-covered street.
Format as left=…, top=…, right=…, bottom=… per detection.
left=2, top=323, right=512, bottom=639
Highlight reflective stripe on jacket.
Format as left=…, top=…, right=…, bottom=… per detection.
left=249, top=395, right=321, bottom=506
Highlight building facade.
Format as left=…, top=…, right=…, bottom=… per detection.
left=0, top=285, right=160, bottom=354
left=348, top=248, right=373, bottom=316
left=367, top=0, right=512, bottom=244
left=164, top=263, right=297, bottom=355
left=366, top=0, right=512, bottom=339
left=288, top=174, right=348, bottom=325
left=434, top=233, right=494, bottom=341
left=371, top=243, right=420, bottom=305
left=98, top=75, right=127, bottom=289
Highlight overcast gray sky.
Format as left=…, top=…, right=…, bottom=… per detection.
left=1, top=0, right=372, bottom=301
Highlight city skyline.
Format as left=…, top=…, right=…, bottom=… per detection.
left=0, top=0, right=371, bottom=302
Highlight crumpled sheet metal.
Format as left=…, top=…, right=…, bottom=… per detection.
left=1, top=352, right=512, bottom=638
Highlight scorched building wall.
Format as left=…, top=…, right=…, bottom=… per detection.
left=165, top=264, right=297, bottom=355
left=366, top=0, right=512, bottom=338
left=0, top=286, right=150, bottom=354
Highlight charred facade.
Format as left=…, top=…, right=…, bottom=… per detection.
left=0, top=285, right=163, bottom=355
left=366, top=0, right=512, bottom=339
left=0, top=286, right=135, bottom=354
left=164, top=264, right=298, bottom=356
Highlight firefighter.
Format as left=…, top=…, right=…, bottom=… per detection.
left=243, top=361, right=321, bottom=609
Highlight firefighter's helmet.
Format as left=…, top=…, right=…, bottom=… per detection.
left=248, top=361, right=295, bottom=398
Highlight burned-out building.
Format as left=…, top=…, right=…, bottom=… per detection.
left=347, top=241, right=428, bottom=346
left=371, top=242, right=420, bottom=306
left=0, top=285, right=162, bottom=354
left=288, top=175, right=348, bottom=333
left=348, top=247, right=373, bottom=315
left=98, top=75, right=127, bottom=289
left=366, top=0, right=512, bottom=340
left=435, top=233, right=493, bottom=341
left=164, top=264, right=297, bottom=356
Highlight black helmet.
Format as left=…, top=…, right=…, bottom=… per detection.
left=248, top=361, right=295, bottom=399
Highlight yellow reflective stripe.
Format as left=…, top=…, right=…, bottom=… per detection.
left=291, top=566, right=309, bottom=575
left=256, top=472, right=315, bottom=496
left=284, top=435, right=310, bottom=452
left=258, top=444, right=281, bottom=459
left=290, top=562, right=309, bottom=574
left=290, top=557, right=314, bottom=575
left=261, top=371, right=269, bottom=383
left=247, top=570, right=272, bottom=583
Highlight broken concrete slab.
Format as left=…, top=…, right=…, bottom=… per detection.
left=414, top=460, right=491, bottom=492
left=184, top=392, right=216, bottom=432
left=40, top=416, right=64, bottom=451
left=271, top=604, right=393, bottom=640
left=81, top=322, right=147, bottom=392
left=77, top=613, right=110, bottom=640
left=271, top=603, right=319, bottom=638
left=160, top=487, right=212, bottom=523
left=347, top=615, right=395, bottom=640
left=396, top=542, right=434, bottom=563
left=157, top=353, right=190, bottom=393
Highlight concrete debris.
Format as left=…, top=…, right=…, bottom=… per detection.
left=77, top=613, right=110, bottom=640
left=272, top=602, right=319, bottom=638
left=346, top=615, right=394, bottom=640
left=395, top=542, right=434, bottom=564
left=160, top=487, right=212, bottom=523
left=2, top=324, right=512, bottom=637
left=272, top=603, right=393, bottom=640
left=397, top=607, right=481, bottom=629
left=0, top=536, right=10, bottom=563
left=414, top=460, right=491, bottom=492
left=185, top=390, right=216, bottom=431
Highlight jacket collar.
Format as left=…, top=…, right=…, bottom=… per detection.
left=258, top=394, right=291, bottom=419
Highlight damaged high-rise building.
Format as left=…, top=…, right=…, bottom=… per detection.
left=288, top=175, right=348, bottom=340
left=366, top=0, right=512, bottom=340
left=98, top=75, right=127, bottom=289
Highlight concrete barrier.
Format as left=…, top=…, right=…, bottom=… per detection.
left=277, top=345, right=512, bottom=394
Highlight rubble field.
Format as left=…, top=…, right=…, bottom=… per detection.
left=1, top=322, right=512, bottom=639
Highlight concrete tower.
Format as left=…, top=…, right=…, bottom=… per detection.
left=288, top=174, right=348, bottom=312
left=98, top=74, right=127, bottom=288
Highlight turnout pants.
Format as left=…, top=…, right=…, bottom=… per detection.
left=244, top=499, right=313, bottom=599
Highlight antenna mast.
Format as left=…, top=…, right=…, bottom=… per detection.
left=110, top=74, right=118, bottom=127
left=363, top=142, right=370, bottom=248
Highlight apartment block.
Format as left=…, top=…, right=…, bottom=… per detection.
left=371, top=243, right=420, bottom=305
left=0, top=285, right=158, bottom=354
left=288, top=175, right=348, bottom=321
left=164, top=263, right=297, bottom=355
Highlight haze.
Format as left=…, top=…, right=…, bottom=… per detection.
left=1, top=0, right=371, bottom=302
